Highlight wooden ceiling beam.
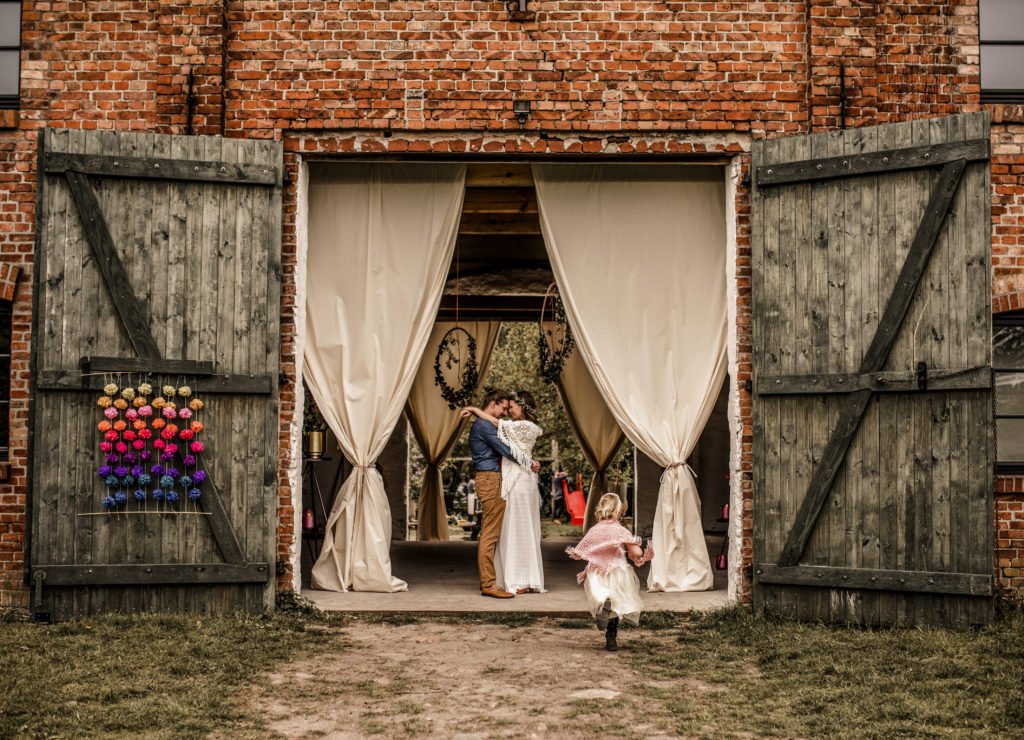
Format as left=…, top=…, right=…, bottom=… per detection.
left=465, top=163, right=534, bottom=188
left=458, top=213, right=543, bottom=235
left=461, top=187, right=537, bottom=214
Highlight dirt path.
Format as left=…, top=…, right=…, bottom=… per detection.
left=246, top=620, right=708, bottom=738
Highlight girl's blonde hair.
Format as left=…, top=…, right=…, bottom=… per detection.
left=595, top=492, right=624, bottom=521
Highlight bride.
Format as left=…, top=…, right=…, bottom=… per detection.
left=462, top=390, right=545, bottom=594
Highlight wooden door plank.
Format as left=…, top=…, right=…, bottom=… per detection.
left=755, top=138, right=989, bottom=187
left=755, top=564, right=991, bottom=596
left=45, top=151, right=280, bottom=186
left=34, top=563, right=271, bottom=586
left=757, top=366, right=991, bottom=394
left=778, top=157, right=969, bottom=568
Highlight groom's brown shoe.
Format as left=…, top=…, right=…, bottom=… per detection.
left=481, top=587, right=515, bottom=599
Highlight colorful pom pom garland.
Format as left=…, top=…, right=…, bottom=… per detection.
left=94, top=382, right=210, bottom=512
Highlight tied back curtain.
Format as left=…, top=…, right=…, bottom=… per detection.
left=406, top=320, right=502, bottom=541
left=533, top=164, right=727, bottom=592
left=305, top=163, right=466, bottom=592
left=553, top=349, right=625, bottom=531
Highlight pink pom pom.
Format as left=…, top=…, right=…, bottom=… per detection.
left=125, top=409, right=139, bottom=421
left=115, top=442, right=128, bottom=454
left=153, top=439, right=166, bottom=450
left=165, top=443, right=178, bottom=454
left=162, top=406, right=177, bottom=419
left=104, top=407, right=119, bottom=419
left=179, top=429, right=194, bottom=441
left=161, top=428, right=175, bottom=440
left=138, top=405, right=153, bottom=417
left=178, top=408, right=192, bottom=419
left=132, top=439, right=146, bottom=450
left=104, top=430, right=119, bottom=442
left=122, top=430, right=136, bottom=442
left=100, top=442, right=113, bottom=452
left=190, top=441, right=204, bottom=453
left=139, top=429, right=153, bottom=440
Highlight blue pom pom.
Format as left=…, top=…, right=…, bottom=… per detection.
left=114, top=491, right=127, bottom=506
left=138, top=473, right=152, bottom=486
left=166, top=491, right=179, bottom=504
left=104, top=475, right=119, bottom=488
left=160, top=475, right=174, bottom=489
left=153, top=489, right=165, bottom=501
left=102, top=495, right=117, bottom=510
left=179, top=475, right=193, bottom=488
left=120, top=475, right=135, bottom=487
left=188, top=488, right=202, bottom=501
left=134, top=489, right=146, bottom=502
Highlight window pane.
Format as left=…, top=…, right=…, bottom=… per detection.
left=998, top=418, right=1024, bottom=463
left=981, top=0, right=1024, bottom=41
left=996, top=371, right=1024, bottom=415
left=0, top=49, right=16, bottom=96
left=994, top=324, right=1024, bottom=367
left=982, top=45, right=1024, bottom=90
left=0, top=3, right=19, bottom=48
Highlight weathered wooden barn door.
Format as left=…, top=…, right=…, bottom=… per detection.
left=29, top=129, right=282, bottom=619
left=751, top=113, right=993, bottom=627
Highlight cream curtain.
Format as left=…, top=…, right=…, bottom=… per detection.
left=406, top=321, right=502, bottom=541
left=553, top=349, right=625, bottom=532
left=305, top=163, right=466, bottom=592
left=533, top=164, right=727, bottom=592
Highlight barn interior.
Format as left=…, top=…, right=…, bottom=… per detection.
left=298, top=162, right=731, bottom=609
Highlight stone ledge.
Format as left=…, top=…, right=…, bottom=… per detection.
left=0, top=109, right=17, bottom=130
left=989, top=103, right=1024, bottom=125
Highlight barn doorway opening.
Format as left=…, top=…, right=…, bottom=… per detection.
left=298, top=161, right=736, bottom=607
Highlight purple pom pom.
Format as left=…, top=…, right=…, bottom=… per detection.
left=193, top=470, right=207, bottom=485
left=131, top=465, right=145, bottom=476
left=182, top=454, right=196, bottom=467
left=105, top=454, right=120, bottom=464
left=160, top=451, right=174, bottom=461
left=98, top=465, right=112, bottom=477
left=140, top=451, right=152, bottom=461
left=123, top=453, right=137, bottom=464
left=151, top=464, right=165, bottom=476
left=166, top=468, right=180, bottom=479
left=114, top=466, right=129, bottom=478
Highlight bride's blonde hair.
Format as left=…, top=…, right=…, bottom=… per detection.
left=595, top=492, right=624, bottom=522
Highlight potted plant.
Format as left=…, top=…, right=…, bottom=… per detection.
left=303, top=392, right=328, bottom=460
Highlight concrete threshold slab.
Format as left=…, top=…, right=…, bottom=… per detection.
left=302, top=539, right=732, bottom=615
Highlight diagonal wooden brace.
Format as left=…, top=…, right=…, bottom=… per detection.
left=777, top=159, right=968, bottom=567
left=64, top=170, right=162, bottom=360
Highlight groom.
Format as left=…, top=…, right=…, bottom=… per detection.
left=469, top=388, right=539, bottom=598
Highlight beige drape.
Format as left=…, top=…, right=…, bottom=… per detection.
left=533, top=164, right=727, bottom=592
left=406, top=321, right=502, bottom=541
left=305, top=163, right=466, bottom=592
left=553, top=349, right=625, bottom=532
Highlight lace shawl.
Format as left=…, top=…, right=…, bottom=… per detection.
left=497, top=419, right=542, bottom=470
left=565, top=520, right=652, bottom=584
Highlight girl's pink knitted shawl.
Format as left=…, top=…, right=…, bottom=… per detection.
left=565, top=520, right=650, bottom=584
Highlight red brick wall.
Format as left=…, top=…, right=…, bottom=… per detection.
left=0, top=1, right=1013, bottom=609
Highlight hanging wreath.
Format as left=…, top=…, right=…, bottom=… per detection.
left=434, top=327, right=479, bottom=410
left=538, top=282, right=575, bottom=383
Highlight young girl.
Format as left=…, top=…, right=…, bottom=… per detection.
left=566, top=493, right=653, bottom=651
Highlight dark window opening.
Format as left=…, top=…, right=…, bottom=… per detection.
left=0, top=1, right=20, bottom=109
left=981, top=0, right=1024, bottom=104
left=994, top=310, right=1024, bottom=474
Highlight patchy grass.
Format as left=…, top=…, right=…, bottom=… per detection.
left=541, top=521, right=583, bottom=539
left=0, top=610, right=346, bottom=738
left=625, top=607, right=1024, bottom=738
left=2, top=604, right=1022, bottom=738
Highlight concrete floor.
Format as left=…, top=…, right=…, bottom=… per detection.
left=302, top=537, right=731, bottom=616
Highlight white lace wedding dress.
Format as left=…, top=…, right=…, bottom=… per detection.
left=494, top=419, right=546, bottom=593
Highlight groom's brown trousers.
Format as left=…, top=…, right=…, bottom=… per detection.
left=475, top=471, right=505, bottom=590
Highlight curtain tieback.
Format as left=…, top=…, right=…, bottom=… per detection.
left=661, top=461, right=696, bottom=481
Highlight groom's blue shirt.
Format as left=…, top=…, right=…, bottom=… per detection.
left=469, top=418, right=514, bottom=472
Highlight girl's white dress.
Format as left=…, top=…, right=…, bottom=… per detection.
left=566, top=520, right=648, bottom=626
left=494, top=419, right=546, bottom=593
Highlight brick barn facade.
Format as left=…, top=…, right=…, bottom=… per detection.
left=0, top=0, right=1022, bottom=610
